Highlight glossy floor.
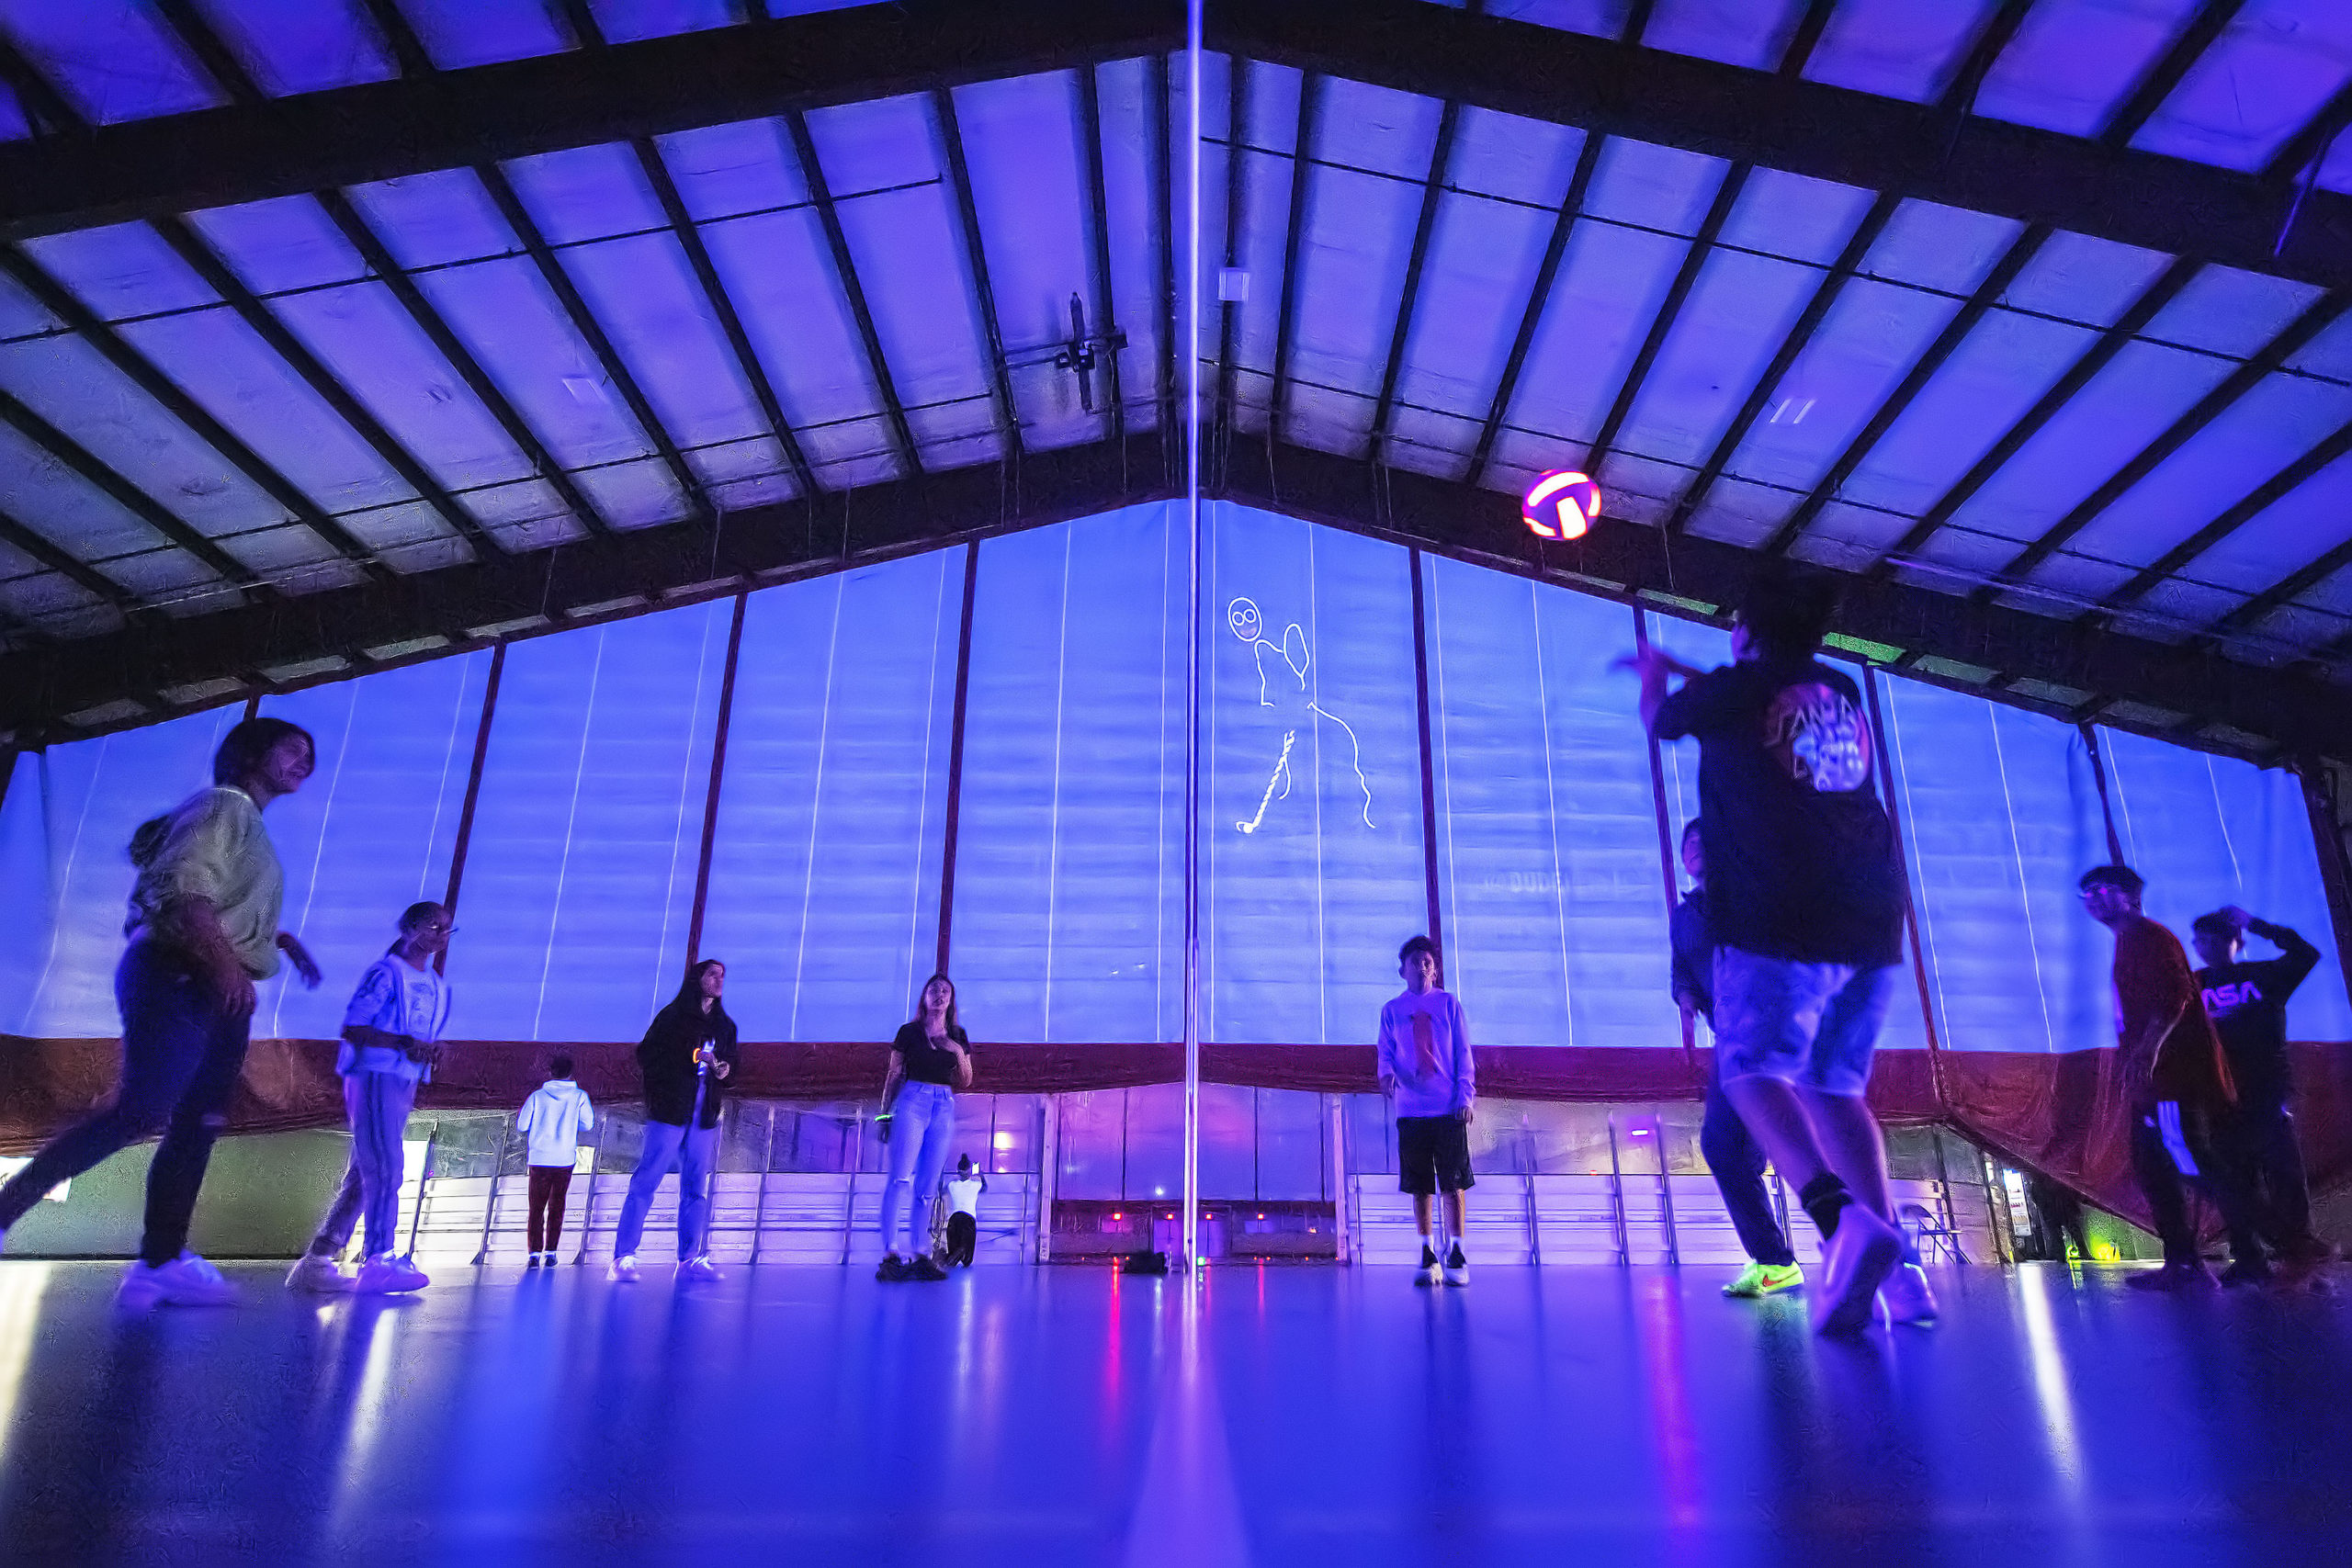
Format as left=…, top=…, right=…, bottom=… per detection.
left=0, top=1260, right=2347, bottom=1565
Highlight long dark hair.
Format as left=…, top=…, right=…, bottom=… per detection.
left=910, top=972, right=960, bottom=1038
left=129, top=716, right=319, bottom=863
left=664, top=958, right=732, bottom=1029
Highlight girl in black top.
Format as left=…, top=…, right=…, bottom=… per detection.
left=609, top=959, right=739, bottom=1282
left=876, top=973, right=971, bottom=1281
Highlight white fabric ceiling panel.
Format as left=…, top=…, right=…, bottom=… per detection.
left=2110, top=575, right=2244, bottom=644
left=1581, top=139, right=1729, bottom=235
left=0, top=0, right=226, bottom=124
left=1589, top=453, right=1682, bottom=525
left=2188, top=449, right=2352, bottom=592
left=654, top=119, right=812, bottom=220
left=1804, top=0, right=2001, bottom=105
left=2056, top=374, right=2352, bottom=571
left=803, top=96, right=1001, bottom=464
left=1383, top=403, right=1482, bottom=481
left=1940, top=340, right=2238, bottom=545
left=1641, top=0, right=1808, bottom=70
left=1599, top=246, right=1825, bottom=473
left=2236, top=601, right=2347, bottom=667
left=790, top=414, right=913, bottom=491
left=0, top=333, right=285, bottom=541
left=1482, top=222, right=1688, bottom=472
left=590, top=0, right=737, bottom=45
left=1283, top=384, right=1376, bottom=459
left=502, top=143, right=666, bottom=246
left=1682, top=474, right=1792, bottom=548
left=185, top=194, right=363, bottom=294
left=18, top=224, right=220, bottom=320
left=344, top=172, right=514, bottom=271
left=1838, top=312, right=2102, bottom=516
left=547, top=231, right=773, bottom=455
left=398, top=0, right=572, bottom=70
left=1392, top=194, right=1561, bottom=428
left=114, top=309, right=430, bottom=525
left=1971, top=0, right=2200, bottom=140
left=401, top=256, right=660, bottom=470
left=2142, top=264, right=2324, bottom=355
left=2003, top=230, right=2177, bottom=326
left=2288, top=309, right=2352, bottom=380
left=1091, top=56, right=1170, bottom=433
left=1443, top=108, right=1583, bottom=210
left=1217, top=60, right=1303, bottom=426
left=570, top=455, right=693, bottom=530
left=1, top=85, right=28, bottom=141
left=452, top=477, right=585, bottom=554
left=191, top=0, right=398, bottom=97
left=1861, top=200, right=2026, bottom=292
left=1283, top=164, right=1424, bottom=437
left=954, top=72, right=1111, bottom=455
left=1715, top=278, right=1962, bottom=492
left=1788, top=496, right=1915, bottom=573
left=2128, top=0, right=2352, bottom=172
left=685, top=433, right=793, bottom=514
left=695, top=209, right=893, bottom=458
left=1312, top=76, right=1444, bottom=182
left=0, top=272, right=51, bottom=341
left=1717, top=170, right=1879, bottom=267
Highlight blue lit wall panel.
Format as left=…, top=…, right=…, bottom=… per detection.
left=2102, top=731, right=2352, bottom=1042
left=442, top=604, right=730, bottom=1041
left=1425, top=561, right=1677, bottom=1048
left=697, top=552, right=958, bottom=1041
left=257, top=655, right=488, bottom=1040
left=1882, top=682, right=2111, bottom=1054
left=956, top=505, right=1185, bottom=1043
left=0, top=707, right=238, bottom=1038
left=1204, top=504, right=1427, bottom=1043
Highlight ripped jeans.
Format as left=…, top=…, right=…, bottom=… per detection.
left=0, top=940, right=253, bottom=1265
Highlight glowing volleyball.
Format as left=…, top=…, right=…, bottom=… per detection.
left=1521, top=470, right=1602, bottom=540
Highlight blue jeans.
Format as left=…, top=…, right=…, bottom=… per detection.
left=614, top=1115, right=718, bottom=1260
left=1700, top=1070, right=1796, bottom=1268
left=0, top=940, right=250, bottom=1266
left=882, top=1082, right=956, bottom=1257
left=309, top=1071, right=418, bottom=1259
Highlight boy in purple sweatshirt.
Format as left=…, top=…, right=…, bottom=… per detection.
left=1377, top=935, right=1476, bottom=1287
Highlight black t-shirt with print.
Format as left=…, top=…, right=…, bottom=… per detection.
left=1653, top=658, right=1904, bottom=969
left=2195, top=920, right=2320, bottom=1110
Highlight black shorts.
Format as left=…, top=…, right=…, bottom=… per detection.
left=1396, top=1115, right=1475, bottom=1196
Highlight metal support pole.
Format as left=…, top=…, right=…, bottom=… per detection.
left=750, top=1104, right=776, bottom=1265
left=1179, top=0, right=1204, bottom=1281
left=1654, top=1117, right=1679, bottom=1266
left=1037, top=1094, right=1059, bottom=1263
left=842, top=1105, right=863, bottom=1266
left=1522, top=1127, right=1542, bottom=1267
left=470, top=1113, right=513, bottom=1265
left=404, top=1122, right=439, bottom=1259
left=571, top=1118, right=605, bottom=1267
left=1606, top=1113, right=1629, bottom=1265
left=1328, top=1093, right=1350, bottom=1266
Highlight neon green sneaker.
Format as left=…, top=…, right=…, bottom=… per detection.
left=1724, top=1261, right=1804, bottom=1298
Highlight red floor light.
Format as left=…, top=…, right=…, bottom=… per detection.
left=1522, top=469, right=1601, bottom=540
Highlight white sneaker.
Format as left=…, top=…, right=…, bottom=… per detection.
left=1878, top=1262, right=1939, bottom=1326
left=607, top=1254, right=640, bottom=1283
left=1415, top=1248, right=1442, bottom=1288
left=355, top=1254, right=430, bottom=1293
left=678, top=1255, right=723, bottom=1282
left=119, top=1252, right=240, bottom=1309
left=1813, top=1207, right=1903, bottom=1336
left=285, top=1252, right=356, bottom=1293
left=1442, top=1246, right=1470, bottom=1288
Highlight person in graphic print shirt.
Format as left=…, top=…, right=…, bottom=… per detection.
left=1625, top=562, right=1927, bottom=1335
left=1376, top=936, right=1475, bottom=1289
left=2190, top=905, right=2335, bottom=1276
left=2078, top=866, right=2267, bottom=1290
left=288, top=900, right=454, bottom=1296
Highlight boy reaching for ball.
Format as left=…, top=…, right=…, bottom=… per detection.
left=1377, top=935, right=1476, bottom=1287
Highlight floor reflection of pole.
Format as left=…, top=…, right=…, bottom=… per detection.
left=1180, top=0, right=1204, bottom=1281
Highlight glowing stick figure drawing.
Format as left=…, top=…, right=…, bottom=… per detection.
left=1228, top=596, right=1374, bottom=834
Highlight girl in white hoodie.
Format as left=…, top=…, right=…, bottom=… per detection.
left=516, top=1055, right=594, bottom=1266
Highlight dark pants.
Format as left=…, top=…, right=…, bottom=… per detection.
left=1700, top=1072, right=1797, bottom=1268
left=2228, top=1100, right=2321, bottom=1254
left=527, top=1165, right=575, bottom=1254
left=945, top=1210, right=977, bottom=1267
left=2130, top=1100, right=2265, bottom=1268
left=0, top=941, right=250, bottom=1266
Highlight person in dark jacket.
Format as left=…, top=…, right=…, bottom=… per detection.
left=1674, top=819, right=1804, bottom=1300
left=608, top=959, right=738, bottom=1283
left=2192, top=906, right=2335, bottom=1274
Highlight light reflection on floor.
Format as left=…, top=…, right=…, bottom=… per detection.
left=0, top=1262, right=2346, bottom=1565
